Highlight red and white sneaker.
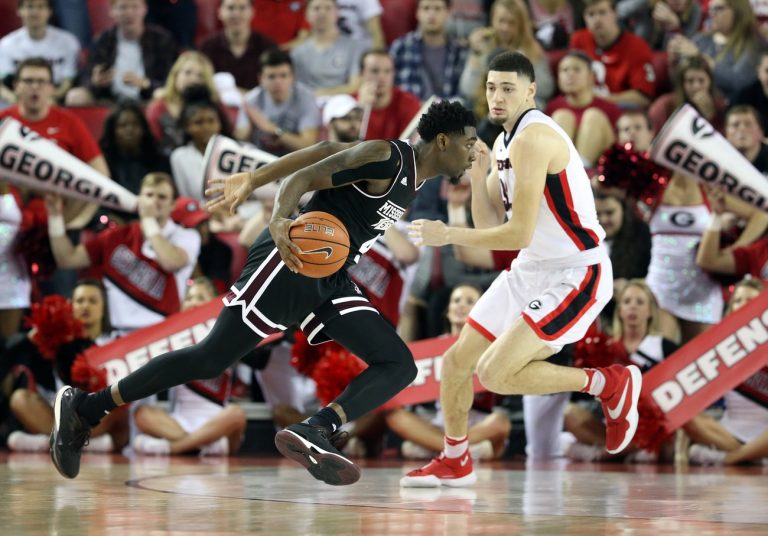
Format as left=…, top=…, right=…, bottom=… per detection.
left=400, top=452, right=477, bottom=488
left=597, top=364, right=643, bottom=454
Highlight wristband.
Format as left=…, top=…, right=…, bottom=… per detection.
left=447, top=204, right=468, bottom=226
left=141, top=217, right=161, bottom=238
left=48, top=214, right=66, bottom=237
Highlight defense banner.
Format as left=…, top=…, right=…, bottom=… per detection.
left=201, top=134, right=279, bottom=201
left=84, top=301, right=485, bottom=407
left=0, top=117, right=138, bottom=212
left=650, top=103, right=768, bottom=211
left=641, top=287, right=768, bottom=434
left=83, top=299, right=281, bottom=385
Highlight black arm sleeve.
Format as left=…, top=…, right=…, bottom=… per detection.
left=331, top=141, right=401, bottom=186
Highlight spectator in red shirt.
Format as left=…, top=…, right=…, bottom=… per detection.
left=355, top=50, right=422, bottom=140
left=570, top=0, right=656, bottom=108
left=252, top=0, right=309, bottom=47
left=546, top=50, right=622, bottom=168
left=0, top=57, right=110, bottom=230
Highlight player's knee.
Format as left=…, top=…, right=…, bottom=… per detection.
left=476, top=357, right=514, bottom=393
left=9, top=388, right=32, bottom=416
left=224, top=405, right=247, bottom=428
left=581, top=107, right=609, bottom=127
left=394, top=355, right=418, bottom=391
left=194, top=357, right=230, bottom=379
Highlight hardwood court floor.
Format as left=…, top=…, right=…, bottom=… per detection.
left=2, top=452, right=767, bottom=535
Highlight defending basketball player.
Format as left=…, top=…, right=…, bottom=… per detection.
left=403, top=51, right=642, bottom=488
left=48, top=101, right=478, bottom=486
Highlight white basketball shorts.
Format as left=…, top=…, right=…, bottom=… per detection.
left=467, top=248, right=613, bottom=352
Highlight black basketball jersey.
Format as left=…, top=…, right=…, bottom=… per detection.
left=302, top=139, right=421, bottom=268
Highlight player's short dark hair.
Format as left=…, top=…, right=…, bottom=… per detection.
left=488, top=51, right=536, bottom=82
left=260, top=48, right=293, bottom=70
left=417, top=100, right=475, bottom=142
left=15, top=56, right=53, bottom=81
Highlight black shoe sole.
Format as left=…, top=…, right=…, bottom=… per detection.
left=275, top=429, right=361, bottom=486
left=50, top=386, right=79, bottom=479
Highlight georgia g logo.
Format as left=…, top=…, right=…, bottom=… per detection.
left=528, top=300, right=542, bottom=310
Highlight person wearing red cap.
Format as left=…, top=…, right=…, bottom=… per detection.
left=171, top=196, right=233, bottom=292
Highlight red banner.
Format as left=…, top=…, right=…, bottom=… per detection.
left=640, top=288, right=768, bottom=434
left=83, top=298, right=281, bottom=384
left=84, top=301, right=484, bottom=407
left=381, top=336, right=487, bottom=409
left=86, top=288, right=768, bottom=423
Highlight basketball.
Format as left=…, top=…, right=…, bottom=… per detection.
left=289, top=211, right=350, bottom=278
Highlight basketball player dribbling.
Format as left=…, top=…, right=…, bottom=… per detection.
left=49, top=101, right=478, bottom=486
left=403, top=51, right=642, bottom=488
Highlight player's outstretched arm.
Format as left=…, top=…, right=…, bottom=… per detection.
left=269, top=140, right=394, bottom=272
left=469, top=137, right=504, bottom=229
left=410, top=125, right=557, bottom=250
left=205, top=140, right=359, bottom=214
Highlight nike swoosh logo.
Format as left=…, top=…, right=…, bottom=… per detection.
left=460, top=455, right=469, bottom=467
left=607, top=381, right=629, bottom=420
left=303, top=246, right=333, bottom=259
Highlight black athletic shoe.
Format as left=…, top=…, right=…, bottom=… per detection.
left=50, top=386, right=91, bottom=479
left=275, top=423, right=361, bottom=486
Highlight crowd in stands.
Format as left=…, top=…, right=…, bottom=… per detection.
left=1, top=0, right=768, bottom=467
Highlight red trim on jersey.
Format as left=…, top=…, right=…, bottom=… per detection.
left=525, top=264, right=601, bottom=341
left=544, top=170, right=600, bottom=250
left=467, top=316, right=496, bottom=342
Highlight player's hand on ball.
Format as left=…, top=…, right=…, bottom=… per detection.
left=269, top=217, right=304, bottom=272
left=409, top=219, right=448, bottom=247
left=205, top=172, right=252, bottom=215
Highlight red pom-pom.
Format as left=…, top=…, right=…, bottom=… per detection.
left=596, top=143, right=670, bottom=206
left=25, top=295, right=86, bottom=359
left=632, top=396, right=672, bottom=453
left=291, top=334, right=368, bottom=405
left=574, top=333, right=629, bottom=369
left=70, top=353, right=108, bottom=392
left=13, top=197, right=56, bottom=280
left=310, top=342, right=367, bottom=406
left=290, top=331, right=322, bottom=377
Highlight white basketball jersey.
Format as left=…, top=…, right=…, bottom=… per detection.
left=496, top=109, right=605, bottom=261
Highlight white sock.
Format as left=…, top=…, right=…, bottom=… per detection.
left=585, top=370, right=606, bottom=397
left=444, top=435, right=468, bottom=458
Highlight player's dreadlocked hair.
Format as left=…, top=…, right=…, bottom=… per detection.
left=417, top=100, right=476, bottom=142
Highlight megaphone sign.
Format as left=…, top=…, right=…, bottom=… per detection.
left=650, top=104, right=768, bottom=212
left=0, top=117, right=137, bottom=212
left=202, top=135, right=278, bottom=201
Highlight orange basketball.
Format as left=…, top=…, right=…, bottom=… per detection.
left=289, top=211, right=350, bottom=278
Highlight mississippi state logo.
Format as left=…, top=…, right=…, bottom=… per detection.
left=528, top=300, right=542, bottom=310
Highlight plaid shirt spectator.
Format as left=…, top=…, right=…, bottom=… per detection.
left=389, top=30, right=468, bottom=101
